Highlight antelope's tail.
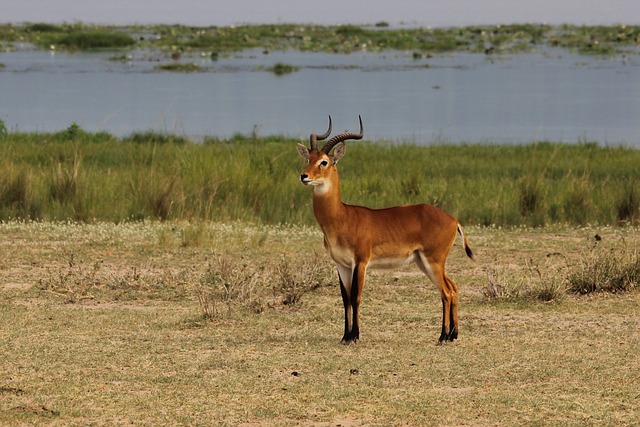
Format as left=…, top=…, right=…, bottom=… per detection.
left=457, top=224, right=475, bottom=261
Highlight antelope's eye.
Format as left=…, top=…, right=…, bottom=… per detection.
left=320, top=160, right=328, bottom=167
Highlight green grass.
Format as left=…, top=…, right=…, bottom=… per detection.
left=1, top=126, right=639, bottom=226
left=1, top=221, right=639, bottom=425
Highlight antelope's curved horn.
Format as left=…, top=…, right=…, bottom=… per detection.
left=320, top=115, right=364, bottom=154
left=310, top=116, right=332, bottom=151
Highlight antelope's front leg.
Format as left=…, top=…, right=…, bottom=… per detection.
left=350, top=263, right=362, bottom=343
left=341, top=263, right=367, bottom=344
left=337, top=265, right=353, bottom=344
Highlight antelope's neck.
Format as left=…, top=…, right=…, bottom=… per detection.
left=312, top=175, right=346, bottom=231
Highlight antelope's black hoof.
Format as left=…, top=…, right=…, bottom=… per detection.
left=438, top=331, right=458, bottom=344
left=341, top=330, right=360, bottom=345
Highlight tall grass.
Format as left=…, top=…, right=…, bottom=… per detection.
left=1, top=127, right=639, bottom=226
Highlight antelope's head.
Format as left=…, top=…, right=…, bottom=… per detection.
left=297, top=116, right=364, bottom=192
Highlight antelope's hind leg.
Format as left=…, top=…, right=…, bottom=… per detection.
left=444, top=273, right=459, bottom=341
left=415, top=252, right=457, bottom=343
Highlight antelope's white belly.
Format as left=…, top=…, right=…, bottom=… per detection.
left=326, top=238, right=417, bottom=270
left=368, top=254, right=416, bottom=270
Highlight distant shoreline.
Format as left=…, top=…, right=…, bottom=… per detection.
left=1, top=23, right=639, bottom=56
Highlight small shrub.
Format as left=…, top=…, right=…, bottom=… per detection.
left=484, top=267, right=518, bottom=300
left=0, top=118, right=7, bottom=141
left=66, top=122, right=81, bottom=139
left=52, top=122, right=90, bottom=142
left=485, top=258, right=566, bottom=302
left=196, top=253, right=261, bottom=318
left=524, top=258, right=566, bottom=302
left=272, top=255, right=331, bottom=305
left=567, top=246, right=640, bottom=294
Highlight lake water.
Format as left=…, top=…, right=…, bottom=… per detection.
left=3, top=0, right=640, bottom=145
left=1, top=47, right=638, bottom=145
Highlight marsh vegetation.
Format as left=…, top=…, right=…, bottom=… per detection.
left=2, top=22, right=639, bottom=57
left=1, top=124, right=639, bottom=226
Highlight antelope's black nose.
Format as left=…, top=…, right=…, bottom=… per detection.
left=300, top=173, right=308, bottom=183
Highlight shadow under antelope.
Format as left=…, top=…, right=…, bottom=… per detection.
left=297, top=116, right=474, bottom=344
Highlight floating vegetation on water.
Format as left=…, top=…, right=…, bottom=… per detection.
left=108, top=54, right=133, bottom=62
left=154, top=62, right=200, bottom=72
left=51, top=30, right=135, bottom=50
left=265, top=62, right=299, bottom=75
left=0, top=22, right=638, bottom=56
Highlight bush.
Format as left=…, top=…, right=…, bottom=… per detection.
left=485, top=257, right=567, bottom=302
left=197, top=253, right=261, bottom=318
left=0, top=118, right=7, bottom=141
left=196, top=252, right=332, bottom=318
left=273, top=254, right=332, bottom=305
left=567, top=246, right=640, bottom=294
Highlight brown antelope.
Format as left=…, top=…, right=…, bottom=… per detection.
left=297, top=116, right=474, bottom=344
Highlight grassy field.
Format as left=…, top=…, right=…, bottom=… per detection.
left=1, top=221, right=639, bottom=426
left=1, top=128, right=639, bottom=227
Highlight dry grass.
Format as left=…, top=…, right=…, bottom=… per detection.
left=1, top=221, right=639, bottom=426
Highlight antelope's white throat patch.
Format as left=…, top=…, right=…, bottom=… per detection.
left=312, top=180, right=331, bottom=196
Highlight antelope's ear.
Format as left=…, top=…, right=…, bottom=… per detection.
left=296, top=143, right=310, bottom=160
left=332, top=142, right=346, bottom=163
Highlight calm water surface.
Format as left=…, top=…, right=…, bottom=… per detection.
left=1, top=48, right=638, bottom=145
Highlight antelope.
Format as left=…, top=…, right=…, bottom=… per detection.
left=297, top=116, right=474, bottom=344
